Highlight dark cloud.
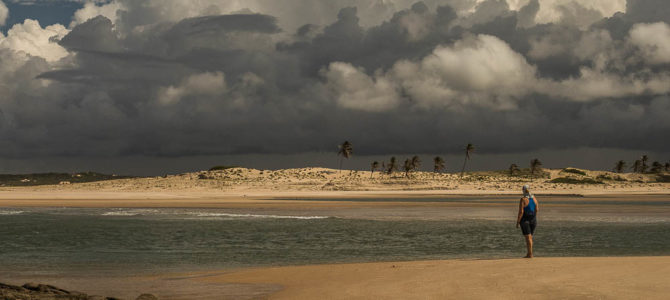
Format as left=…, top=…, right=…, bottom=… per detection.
left=0, top=0, right=669, bottom=174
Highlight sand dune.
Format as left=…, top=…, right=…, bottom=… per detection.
left=1, top=167, right=668, bottom=197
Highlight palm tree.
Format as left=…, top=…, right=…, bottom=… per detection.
left=651, top=161, right=663, bottom=174
left=337, top=141, right=353, bottom=172
left=460, top=143, right=475, bottom=178
left=403, top=158, right=413, bottom=178
left=530, top=158, right=542, bottom=180
left=632, top=160, right=642, bottom=173
left=433, top=157, right=445, bottom=173
left=387, top=157, right=398, bottom=175
left=614, top=160, right=626, bottom=173
left=370, top=161, right=379, bottom=178
left=509, top=164, right=520, bottom=176
left=410, top=155, right=421, bottom=171
left=641, top=155, right=649, bottom=173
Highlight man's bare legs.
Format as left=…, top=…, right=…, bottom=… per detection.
left=524, top=234, right=533, bottom=258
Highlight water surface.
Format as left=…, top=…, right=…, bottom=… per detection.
left=1, top=203, right=669, bottom=277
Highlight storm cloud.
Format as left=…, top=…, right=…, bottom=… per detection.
left=0, top=0, right=669, bottom=173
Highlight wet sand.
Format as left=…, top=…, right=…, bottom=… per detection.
left=193, top=256, right=670, bottom=299
left=5, top=257, right=668, bottom=299
left=1, top=191, right=669, bottom=223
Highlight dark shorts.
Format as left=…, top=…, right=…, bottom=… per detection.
left=520, top=216, right=537, bottom=236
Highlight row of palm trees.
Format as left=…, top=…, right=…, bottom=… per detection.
left=338, top=141, right=544, bottom=179
left=509, top=159, right=544, bottom=178
left=614, top=155, right=670, bottom=174
left=337, top=141, right=669, bottom=178
left=339, top=141, right=476, bottom=178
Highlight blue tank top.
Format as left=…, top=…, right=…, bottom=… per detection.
left=524, top=196, right=536, bottom=216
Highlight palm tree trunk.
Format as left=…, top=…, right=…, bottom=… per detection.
left=460, top=157, right=468, bottom=178
left=339, top=157, right=343, bottom=173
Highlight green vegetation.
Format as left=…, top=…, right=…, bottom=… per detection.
left=509, top=164, right=520, bottom=176
left=208, top=165, right=239, bottom=171
left=549, top=177, right=603, bottom=184
left=596, top=174, right=627, bottom=182
left=656, top=174, right=670, bottom=183
left=562, top=168, right=587, bottom=176
left=0, top=172, right=133, bottom=187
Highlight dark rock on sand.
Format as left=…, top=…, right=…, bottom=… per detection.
left=1, top=282, right=158, bottom=300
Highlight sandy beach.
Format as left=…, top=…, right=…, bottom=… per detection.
left=196, top=256, right=670, bottom=299
left=4, top=257, right=668, bottom=299
left=1, top=167, right=669, bottom=299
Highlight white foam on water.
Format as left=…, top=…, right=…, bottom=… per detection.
left=101, top=209, right=160, bottom=216
left=192, top=212, right=329, bottom=220
left=0, top=210, right=24, bottom=215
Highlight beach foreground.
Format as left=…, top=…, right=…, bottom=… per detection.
left=194, top=257, right=670, bottom=299
left=1, top=168, right=669, bottom=299
left=4, top=257, right=668, bottom=299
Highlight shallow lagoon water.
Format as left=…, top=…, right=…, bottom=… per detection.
left=1, top=203, right=669, bottom=277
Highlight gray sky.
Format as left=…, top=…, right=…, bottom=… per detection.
left=0, top=0, right=669, bottom=175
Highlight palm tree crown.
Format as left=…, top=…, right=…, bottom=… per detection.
left=640, top=155, right=649, bottom=173
left=434, top=156, right=445, bottom=173
left=387, top=157, right=398, bottom=175
left=410, top=155, right=421, bottom=170
left=403, top=158, right=413, bottom=178
left=614, top=160, right=626, bottom=173
left=530, top=158, right=542, bottom=179
left=337, top=141, right=353, bottom=172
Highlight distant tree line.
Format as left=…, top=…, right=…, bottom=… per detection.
left=337, top=141, right=669, bottom=179
left=616, top=155, right=670, bottom=174
left=341, top=141, right=476, bottom=179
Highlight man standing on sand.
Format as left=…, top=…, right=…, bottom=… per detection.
left=516, top=185, right=538, bottom=258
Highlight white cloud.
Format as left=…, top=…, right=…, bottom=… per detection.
left=540, top=55, right=670, bottom=101
left=322, top=62, right=401, bottom=112
left=323, top=32, right=670, bottom=109
left=0, top=0, right=8, bottom=26
left=323, top=35, right=538, bottom=111
left=71, top=0, right=123, bottom=27
left=629, top=22, right=670, bottom=64
left=389, top=34, right=537, bottom=110
left=0, top=19, right=69, bottom=62
left=157, top=72, right=227, bottom=105
left=505, top=0, right=626, bottom=25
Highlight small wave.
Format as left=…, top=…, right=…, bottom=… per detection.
left=101, top=209, right=160, bottom=216
left=0, top=210, right=25, bottom=215
left=192, top=212, right=329, bottom=220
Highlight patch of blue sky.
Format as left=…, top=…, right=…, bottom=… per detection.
left=2, top=0, right=84, bottom=33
